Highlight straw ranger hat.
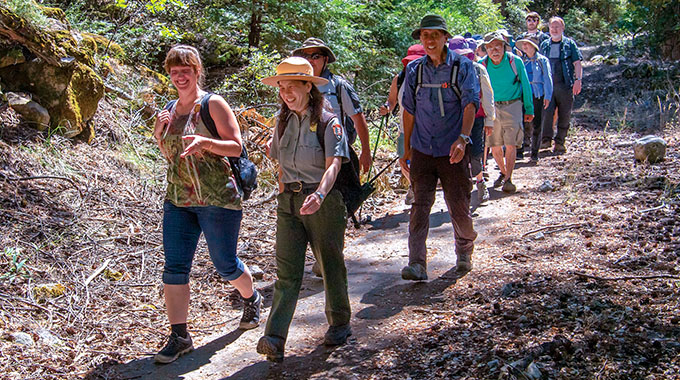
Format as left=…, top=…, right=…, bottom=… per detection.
left=261, top=57, right=329, bottom=87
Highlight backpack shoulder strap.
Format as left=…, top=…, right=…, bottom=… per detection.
left=508, top=54, right=519, bottom=84
left=198, top=93, right=219, bottom=138
left=482, top=56, right=488, bottom=67
left=164, top=99, right=177, bottom=111
left=315, top=110, right=336, bottom=153
left=450, top=57, right=461, bottom=100
left=415, top=60, right=424, bottom=96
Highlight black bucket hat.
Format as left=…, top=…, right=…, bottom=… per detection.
left=412, top=14, right=451, bottom=40
left=291, top=37, right=337, bottom=64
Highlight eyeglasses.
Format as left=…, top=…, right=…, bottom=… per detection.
left=527, top=17, right=539, bottom=22
left=296, top=52, right=325, bottom=61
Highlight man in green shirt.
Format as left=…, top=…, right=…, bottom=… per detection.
left=482, top=32, right=534, bottom=193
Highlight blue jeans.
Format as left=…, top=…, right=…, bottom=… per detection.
left=162, top=201, right=245, bottom=284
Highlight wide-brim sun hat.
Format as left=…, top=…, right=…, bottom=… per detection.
left=516, top=38, right=539, bottom=52
left=401, top=44, right=426, bottom=67
left=291, top=37, right=337, bottom=64
left=261, top=57, right=329, bottom=87
left=412, top=14, right=450, bottom=40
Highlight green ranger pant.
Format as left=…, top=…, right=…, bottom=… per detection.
left=264, top=189, right=351, bottom=340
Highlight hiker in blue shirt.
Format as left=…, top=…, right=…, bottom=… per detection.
left=539, top=16, right=583, bottom=153
left=516, top=36, right=553, bottom=161
left=399, top=14, right=480, bottom=281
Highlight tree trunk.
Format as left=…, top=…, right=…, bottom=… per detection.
left=248, top=0, right=262, bottom=48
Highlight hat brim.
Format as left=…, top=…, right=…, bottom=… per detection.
left=411, top=27, right=451, bottom=40
left=291, top=46, right=337, bottom=64
left=516, top=39, right=539, bottom=52
left=402, top=54, right=424, bottom=67
left=261, top=74, right=329, bottom=87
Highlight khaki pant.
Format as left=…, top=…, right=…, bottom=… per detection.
left=487, top=100, right=524, bottom=147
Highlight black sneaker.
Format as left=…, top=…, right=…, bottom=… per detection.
left=493, top=173, right=506, bottom=188
left=324, top=324, right=352, bottom=346
left=154, top=332, right=193, bottom=364
left=257, top=335, right=285, bottom=362
left=239, top=290, right=262, bottom=330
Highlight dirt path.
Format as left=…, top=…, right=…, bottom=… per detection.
left=109, top=163, right=518, bottom=379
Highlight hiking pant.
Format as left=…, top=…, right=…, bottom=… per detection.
left=265, top=189, right=350, bottom=340
left=408, top=148, right=477, bottom=269
left=542, top=83, right=574, bottom=146
left=523, top=96, right=545, bottom=156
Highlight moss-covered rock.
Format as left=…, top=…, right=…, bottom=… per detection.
left=0, top=46, right=25, bottom=68
left=0, top=60, right=104, bottom=141
left=82, top=32, right=125, bottom=60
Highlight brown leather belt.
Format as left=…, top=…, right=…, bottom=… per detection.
left=283, top=181, right=319, bottom=194
left=495, top=98, right=521, bottom=106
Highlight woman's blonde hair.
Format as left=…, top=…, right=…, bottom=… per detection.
left=163, top=45, right=205, bottom=87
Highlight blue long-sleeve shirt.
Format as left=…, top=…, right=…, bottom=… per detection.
left=402, top=47, right=480, bottom=157
left=524, top=52, right=553, bottom=100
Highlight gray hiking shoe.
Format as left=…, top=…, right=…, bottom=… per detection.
left=401, top=263, right=428, bottom=281
left=540, top=140, right=552, bottom=150
left=553, top=143, right=567, bottom=154
left=239, top=290, right=262, bottom=330
left=404, top=186, right=415, bottom=205
left=476, top=181, right=489, bottom=203
left=311, top=261, right=322, bottom=277
left=324, top=324, right=352, bottom=346
left=257, top=335, right=285, bottom=363
left=154, top=332, right=193, bottom=364
left=502, top=179, right=517, bottom=193
left=493, top=173, right=506, bottom=188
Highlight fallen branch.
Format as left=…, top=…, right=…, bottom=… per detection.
left=574, top=271, right=680, bottom=281
left=636, top=204, right=666, bottom=213
left=522, top=222, right=586, bottom=238
left=84, top=258, right=111, bottom=286
left=412, top=308, right=456, bottom=314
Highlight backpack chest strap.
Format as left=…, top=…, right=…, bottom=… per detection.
left=415, top=61, right=461, bottom=117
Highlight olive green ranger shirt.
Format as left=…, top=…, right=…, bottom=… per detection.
left=270, top=110, right=349, bottom=184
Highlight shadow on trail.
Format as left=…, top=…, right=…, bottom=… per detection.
left=224, top=344, right=343, bottom=380
left=85, top=329, right=246, bottom=380
left=356, top=266, right=462, bottom=320
left=366, top=208, right=454, bottom=231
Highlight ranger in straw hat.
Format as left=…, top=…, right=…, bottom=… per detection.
left=257, top=56, right=353, bottom=362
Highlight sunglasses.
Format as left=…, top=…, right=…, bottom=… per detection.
left=297, top=52, right=326, bottom=61
left=527, top=17, right=539, bottom=22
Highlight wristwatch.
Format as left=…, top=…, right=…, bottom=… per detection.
left=314, top=191, right=325, bottom=202
left=459, top=133, right=472, bottom=145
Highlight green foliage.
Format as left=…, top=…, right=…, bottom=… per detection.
left=4, top=0, right=50, bottom=28
left=617, top=0, right=679, bottom=58
left=218, top=47, right=281, bottom=105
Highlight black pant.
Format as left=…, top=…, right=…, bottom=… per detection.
left=541, top=82, right=574, bottom=146
left=523, top=96, right=545, bottom=156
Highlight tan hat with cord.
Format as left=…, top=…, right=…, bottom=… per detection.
left=261, top=57, right=329, bottom=87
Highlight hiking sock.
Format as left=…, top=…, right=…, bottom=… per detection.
left=171, top=323, right=188, bottom=338
left=244, top=290, right=259, bottom=303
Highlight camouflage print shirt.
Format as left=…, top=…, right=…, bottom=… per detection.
left=161, top=100, right=242, bottom=210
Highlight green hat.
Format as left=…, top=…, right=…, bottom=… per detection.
left=412, top=14, right=450, bottom=40
left=291, top=37, right=337, bottom=64
left=482, top=31, right=507, bottom=48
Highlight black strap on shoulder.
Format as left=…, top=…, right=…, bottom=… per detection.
left=315, top=110, right=336, bottom=152
left=450, top=59, right=461, bottom=99
left=198, top=93, right=219, bottom=138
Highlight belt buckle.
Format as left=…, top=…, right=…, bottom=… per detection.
left=289, top=181, right=303, bottom=193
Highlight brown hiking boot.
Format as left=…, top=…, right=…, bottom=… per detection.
left=257, top=335, right=285, bottom=363
left=553, top=143, right=567, bottom=154
left=401, top=263, right=428, bottom=281
left=454, top=251, right=473, bottom=277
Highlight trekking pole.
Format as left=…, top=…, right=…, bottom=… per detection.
left=367, top=114, right=389, bottom=180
